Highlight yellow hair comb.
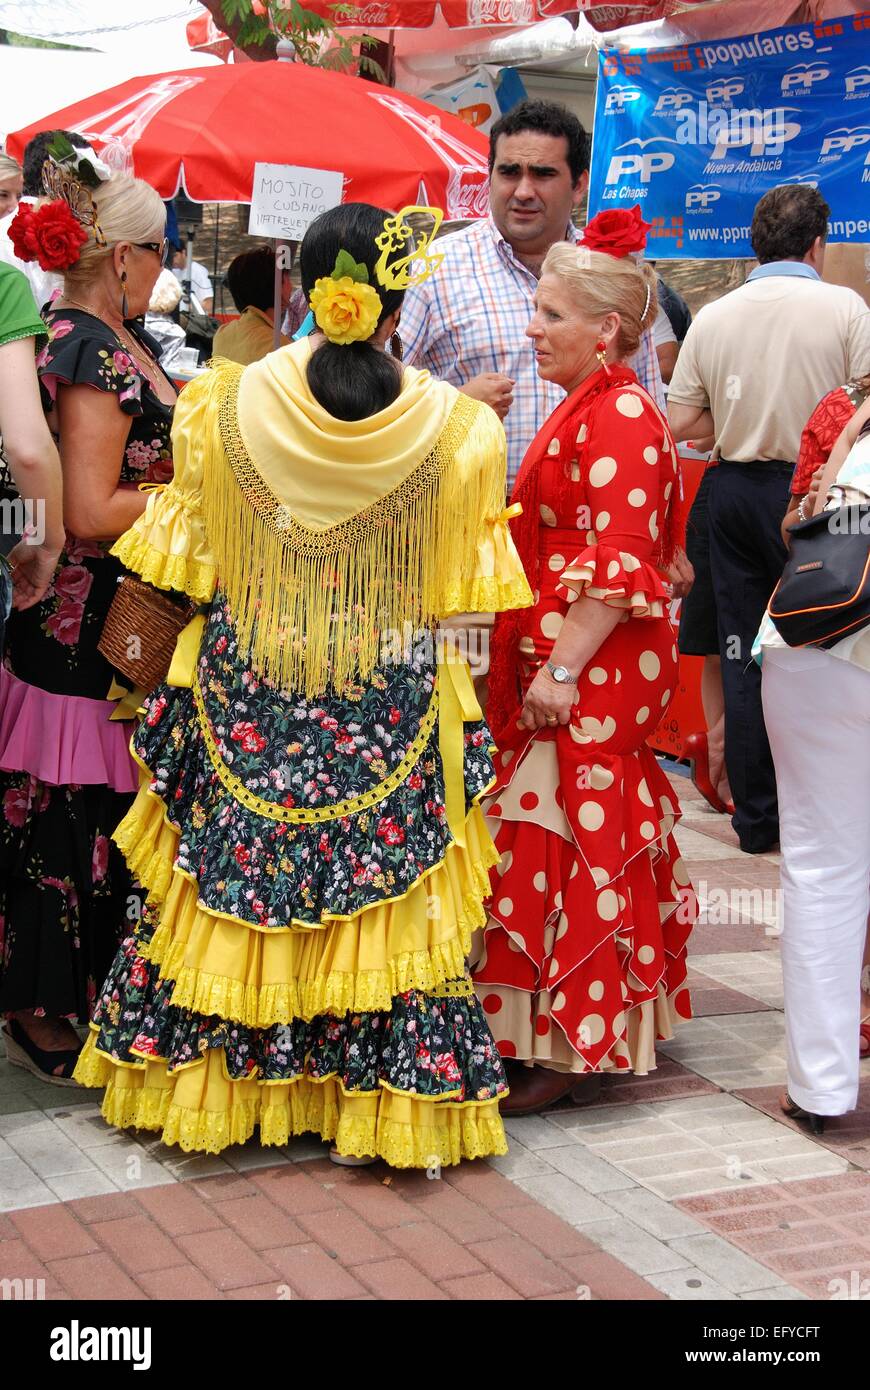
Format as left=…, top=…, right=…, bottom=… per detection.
left=374, top=206, right=444, bottom=292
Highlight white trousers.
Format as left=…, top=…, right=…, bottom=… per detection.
left=762, top=644, right=870, bottom=1114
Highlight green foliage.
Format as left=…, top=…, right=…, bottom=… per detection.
left=216, top=0, right=387, bottom=81
left=332, top=249, right=369, bottom=282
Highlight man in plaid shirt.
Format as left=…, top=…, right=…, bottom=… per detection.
left=401, top=100, right=665, bottom=489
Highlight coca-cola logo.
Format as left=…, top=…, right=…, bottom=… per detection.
left=349, top=3, right=392, bottom=21
left=467, top=0, right=534, bottom=22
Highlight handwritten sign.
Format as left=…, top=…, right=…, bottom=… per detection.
left=248, top=163, right=344, bottom=240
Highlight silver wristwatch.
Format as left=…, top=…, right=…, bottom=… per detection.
left=546, top=660, right=577, bottom=685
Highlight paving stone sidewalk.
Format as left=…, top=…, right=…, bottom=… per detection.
left=1, top=769, right=867, bottom=1301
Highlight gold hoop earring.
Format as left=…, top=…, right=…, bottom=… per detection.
left=120, top=269, right=129, bottom=320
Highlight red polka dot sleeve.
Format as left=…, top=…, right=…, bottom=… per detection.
left=557, top=385, right=673, bottom=620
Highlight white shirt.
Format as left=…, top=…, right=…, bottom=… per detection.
left=172, top=260, right=213, bottom=307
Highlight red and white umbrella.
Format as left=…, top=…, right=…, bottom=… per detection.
left=6, top=61, right=490, bottom=220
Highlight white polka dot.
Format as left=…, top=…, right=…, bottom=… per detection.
left=622, top=553, right=641, bottom=573
left=547, top=438, right=561, bottom=455
left=649, top=511, right=659, bottom=541
left=597, top=889, right=619, bottom=922
left=611, top=1011, right=626, bottom=1039
left=660, top=688, right=672, bottom=706
left=588, top=666, right=607, bottom=685
left=548, top=552, right=566, bottom=572
left=497, top=850, right=513, bottom=876
left=615, top=392, right=643, bottom=418
left=639, top=650, right=660, bottom=681
left=533, top=871, right=547, bottom=893
left=540, top=504, right=557, bottom=527
left=591, top=866, right=609, bottom=888
left=570, top=463, right=581, bottom=482
left=588, top=979, right=605, bottom=1001
left=639, top=821, right=656, bottom=840
left=615, top=668, right=622, bottom=684
left=637, top=778, right=653, bottom=807
left=637, top=944, right=656, bottom=965
left=590, top=764, right=614, bottom=791
left=548, top=957, right=560, bottom=981
left=575, top=424, right=587, bottom=444
left=553, top=891, right=563, bottom=909
left=643, top=445, right=658, bottom=465
left=584, top=528, right=597, bottom=542
left=607, top=560, right=621, bottom=581
left=588, top=456, right=617, bottom=488
left=628, top=488, right=647, bottom=508
left=507, top=935, right=524, bottom=953
left=618, top=894, right=626, bottom=911
left=553, top=991, right=567, bottom=1012
left=664, top=482, right=673, bottom=500
left=594, top=511, right=611, bottom=533
left=635, top=706, right=650, bottom=724
left=556, top=912, right=569, bottom=941
left=570, top=861, right=580, bottom=880
left=500, top=750, right=514, bottom=767
left=579, top=801, right=605, bottom=831
left=578, top=714, right=616, bottom=743
left=498, top=897, right=513, bottom=917
left=540, top=611, right=563, bottom=640
left=578, top=1013, right=606, bottom=1045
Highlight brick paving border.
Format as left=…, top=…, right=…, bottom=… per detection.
left=0, top=1158, right=665, bottom=1302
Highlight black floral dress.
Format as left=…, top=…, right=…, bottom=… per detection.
left=0, top=307, right=174, bottom=1021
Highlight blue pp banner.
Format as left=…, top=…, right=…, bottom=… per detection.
left=588, top=14, right=870, bottom=259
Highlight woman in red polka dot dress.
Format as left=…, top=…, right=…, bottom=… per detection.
left=476, top=210, right=697, bottom=1115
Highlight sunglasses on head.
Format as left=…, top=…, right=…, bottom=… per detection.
left=134, top=238, right=171, bottom=267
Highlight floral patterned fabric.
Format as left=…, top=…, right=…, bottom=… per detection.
left=93, top=911, right=505, bottom=1101
left=135, top=597, right=494, bottom=929
left=82, top=599, right=510, bottom=1156
left=0, top=307, right=175, bottom=1020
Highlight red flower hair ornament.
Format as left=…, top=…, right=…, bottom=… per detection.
left=9, top=199, right=88, bottom=273
left=580, top=205, right=652, bottom=258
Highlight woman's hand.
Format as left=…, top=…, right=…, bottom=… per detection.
left=665, top=546, right=694, bottom=600
left=521, top=668, right=576, bottom=730
left=805, top=463, right=825, bottom=515
left=8, top=540, right=62, bottom=610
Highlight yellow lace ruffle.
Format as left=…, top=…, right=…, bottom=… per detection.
left=75, top=1036, right=508, bottom=1166
left=439, top=505, right=532, bottom=618
left=112, top=513, right=216, bottom=607
left=135, top=809, right=497, bottom=1025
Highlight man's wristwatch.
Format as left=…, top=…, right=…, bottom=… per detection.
left=546, top=660, right=577, bottom=685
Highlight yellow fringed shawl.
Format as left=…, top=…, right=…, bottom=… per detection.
left=197, top=346, right=508, bottom=698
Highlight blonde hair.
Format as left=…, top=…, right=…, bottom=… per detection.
left=63, top=172, right=165, bottom=293
left=148, top=267, right=182, bottom=315
left=0, top=153, right=22, bottom=184
left=542, top=243, right=659, bottom=359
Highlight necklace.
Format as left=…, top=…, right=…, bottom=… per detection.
left=57, top=297, right=169, bottom=398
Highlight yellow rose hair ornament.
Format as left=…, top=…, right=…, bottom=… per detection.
left=310, top=250, right=383, bottom=346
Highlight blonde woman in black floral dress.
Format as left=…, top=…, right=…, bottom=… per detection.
left=0, top=163, right=174, bottom=1083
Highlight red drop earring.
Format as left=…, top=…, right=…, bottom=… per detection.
left=595, top=339, right=608, bottom=368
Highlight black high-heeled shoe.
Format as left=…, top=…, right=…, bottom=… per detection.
left=2, top=1018, right=82, bottom=1088
left=780, top=1091, right=826, bottom=1135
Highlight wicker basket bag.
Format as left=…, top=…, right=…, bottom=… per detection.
left=98, top=575, right=196, bottom=691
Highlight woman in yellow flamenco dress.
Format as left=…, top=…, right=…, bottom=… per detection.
left=74, top=203, right=532, bottom=1166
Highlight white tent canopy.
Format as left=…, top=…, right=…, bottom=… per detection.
left=0, top=46, right=219, bottom=145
